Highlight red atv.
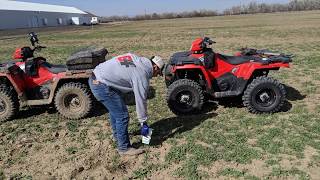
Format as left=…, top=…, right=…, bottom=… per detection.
left=0, top=32, right=107, bottom=121
left=164, top=37, right=293, bottom=115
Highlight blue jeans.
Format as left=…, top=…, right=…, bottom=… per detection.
left=88, top=76, right=131, bottom=152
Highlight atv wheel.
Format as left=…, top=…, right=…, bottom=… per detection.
left=55, top=82, right=92, bottom=119
left=167, top=79, right=204, bottom=115
left=0, top=85, right=19, bottom=122
left=242, top=77, right=286, bottom=113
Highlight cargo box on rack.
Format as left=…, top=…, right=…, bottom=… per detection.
left=66, top=46, right=108, bottom=70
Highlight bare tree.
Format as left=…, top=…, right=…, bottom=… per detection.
left=103, top=0, right=320, bottom=22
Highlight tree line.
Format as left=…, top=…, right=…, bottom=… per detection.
left=101, top=10, right=218, bottom=22
left=100, top=0, right=320, bottom=22
left=223, top=0, right=320, bottom=15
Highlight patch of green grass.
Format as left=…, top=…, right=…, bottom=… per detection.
left=165, top=144, right=188, bottom=163
left=0, top=170, right=5, bottom=180
left=265, top=158, right=280, bottom=167
left=287, top=136, right=306, bottom=154
left=301, top=81, right=317, bottom=94
left=308, top=154, right=320, bottom=167
left=193, top=117, right=262, bottom=163
left=9, top=173, right=32, bottom=180
left=66, top=146, right=78, bottom=155
left=266, top=167, right=310, bottom=180
left=239, top=115, right=276, bottom=129
left=166, top=138, right=178, bottom=145
left=28, top=124, right=44, bottom=133
left=222, top=143, right=261, bottom=164
left=66, top=121, right=80, bottom=132
left=174, top=159, right=209, bottom=180
left=316, top=105, right=320, bottom=113
left=166, top=142, right=218, bottom=179
left=94, top=129, right=109, bottom=141
left=4, top=157, right=15, bottom=167
left=131, top=163, right=163, bottom=179
left=4, top=148, right=29, bottom=167
left=257, top=128, right=284, bottom=154
left=218, top=168, right=247, bottom=178
left=105, top=154, right=123, bottom=173
left=188, top=144, right=219, bottom=166
left=295, top=56, right=320, bottom=70
left=218, top=167, right=260, bottom=180
left=291, top=104, right=308, bottom=115
left=78, top=129, right=89, bottom=149
left=244, top=175, right=260, bottom=180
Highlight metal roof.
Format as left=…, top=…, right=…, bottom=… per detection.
left=0, top=0, right=87, bottom=14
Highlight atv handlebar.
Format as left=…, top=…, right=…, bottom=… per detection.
left=38, top=45, right=46, bottom=49
left=29, top=32, right=39, bottom=47
left=28, top=32, right=47, bottom=52
left=203, top=37, right=216, bottom=46
left=33, top=45, right=46, bottom=52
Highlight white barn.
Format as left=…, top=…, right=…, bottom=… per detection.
left=0, top=0, right=97, bottom=30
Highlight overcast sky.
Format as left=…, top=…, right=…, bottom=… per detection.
left=17, top=0, right=290, bottom=16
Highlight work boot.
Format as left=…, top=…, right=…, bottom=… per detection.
left=118, top=148, right=145, bottom=156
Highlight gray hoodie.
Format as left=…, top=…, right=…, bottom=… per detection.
left=93, top=53, right=153, bottom=123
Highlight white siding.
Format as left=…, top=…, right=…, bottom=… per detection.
left=0, top=0, right=86, bottom=14
left=0, top=10, right=89, bottom=29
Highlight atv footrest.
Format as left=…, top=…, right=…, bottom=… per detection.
left=214, top=91, right=241, bottom=98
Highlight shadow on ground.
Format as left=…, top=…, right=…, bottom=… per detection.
left=217, top=96, right=243, bottom=109
left=282, top=85, right=306, bottom=112
left=106, top=99, right=218, bottom=148
left=90, top=101, right=108, bottom=117
left=215, top=84, right=305, bottom=112
left=131, top=102, right=218, bottom=147
left=123, top=86, right=156, bottom=105
left=149, top=112, right=217, bottom=146
left=14, top=106, right=57, bottom=120
left=285, top=85, right=306, bottom=101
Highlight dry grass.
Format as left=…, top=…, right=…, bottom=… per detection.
left=0, top=10, right=320, bottom=179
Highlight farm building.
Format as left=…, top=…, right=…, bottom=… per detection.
left=0, top=0, right=98, bottom=30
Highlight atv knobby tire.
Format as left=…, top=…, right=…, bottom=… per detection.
left=242, top=76, right=286, bottom=113
left=167, top=79, right=204, bottom=115
left=0, top=85, right=19, bottom=122
left=55, top=82, right=92, bottom=119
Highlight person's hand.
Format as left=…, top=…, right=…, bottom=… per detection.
left=140, top=122, right=149, bottom=136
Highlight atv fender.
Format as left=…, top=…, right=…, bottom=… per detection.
left=0, top=73, right=25, bottom=96
left=173, top=65, right=212, bottom=89
left=235, top=62, right=290, bottom=80
left=25, top=69, right=92, bottom=106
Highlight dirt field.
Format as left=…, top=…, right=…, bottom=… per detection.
left=0, top=11, right=320, bottom=179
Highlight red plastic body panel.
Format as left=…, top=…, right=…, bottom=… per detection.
left=15, top=61, right=65, bottom=88
left=0, top=72, right=25, bottom=96
left=172, top=52, right=290, bottom=91
left=173, top=65, right=213, bottom=89
left=24, top=66, right=63, bottom=88
left=13, top=48, right=23, bottom=60
left=191, top=38, right=204, bottom=52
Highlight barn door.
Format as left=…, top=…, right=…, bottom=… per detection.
left=31, top=16, right=39, bottom=28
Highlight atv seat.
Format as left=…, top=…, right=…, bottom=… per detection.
left=219, top=54, right=266, bottom=65
left=41, top=62, right=67, bottom=74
